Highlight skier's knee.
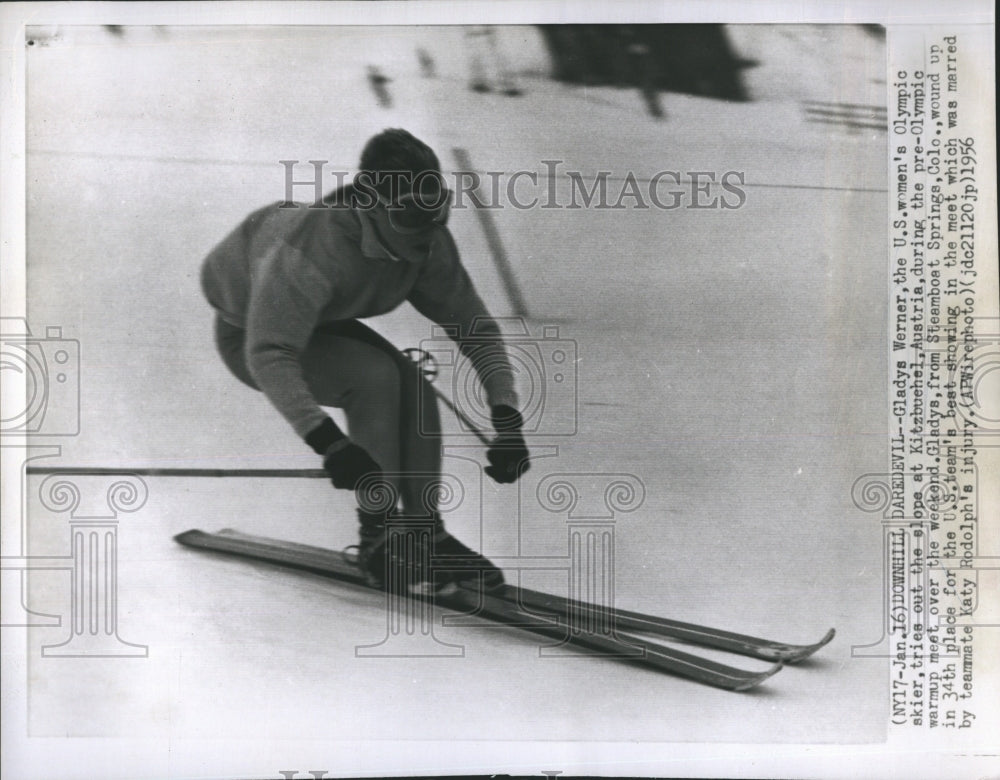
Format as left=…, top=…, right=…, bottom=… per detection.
left=354, top=351, right=402, bottom=404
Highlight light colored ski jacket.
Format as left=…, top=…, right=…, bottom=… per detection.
left=201, top=194, right=518, bottom=439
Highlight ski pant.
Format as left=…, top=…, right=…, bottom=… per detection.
left=213, top=315, right=443, bottom=517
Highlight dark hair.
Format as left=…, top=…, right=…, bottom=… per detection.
left=357, top=128, right=441, bottom=200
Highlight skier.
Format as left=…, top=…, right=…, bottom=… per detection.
left=200, top=128, right=530, bottom=593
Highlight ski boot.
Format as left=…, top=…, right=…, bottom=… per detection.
left=353, top=510, right=456, bottom=595
left=428, top=518, right=505, bottom=593
left=352, top=511, right=504, bottom=595
left=355, top=518, right=390, bottom=589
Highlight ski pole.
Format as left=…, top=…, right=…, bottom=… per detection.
left=26, top=349, right=496, bottom=480
left=402, top=347, right=492, bottom=446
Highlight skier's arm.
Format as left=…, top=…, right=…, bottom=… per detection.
left=244, top=244, right=335, bottom=439
left=409, top=232, right=529, bottom=483
left=408, top=232, right=519, bottom=413
left=244, top=246, right=382, bottom=487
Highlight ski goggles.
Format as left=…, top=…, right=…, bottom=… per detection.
left=377, top=179, right=452, bottom=234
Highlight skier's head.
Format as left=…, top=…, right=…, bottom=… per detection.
left=359, top=128, right=440, bottom=187
left=356, top=128, right=450, bottom=234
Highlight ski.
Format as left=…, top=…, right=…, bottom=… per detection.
left=174, top=528, right=782, bottom=691
left=507, top=585, right=835, bottom=663
left=192, top=528, right=833, bottom=663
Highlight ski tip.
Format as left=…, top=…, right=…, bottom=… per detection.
left=779, top=627, right=837, bottom=663
left=173, top=529, right=204, bottom=544
left=733, top=661, right=784, bottom=692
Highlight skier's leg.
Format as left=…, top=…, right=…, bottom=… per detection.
left=301, top=328, right=404, bottom=491
left=213, top=316, right=500, bottom=589
left=307, top=321, right=442, bottom=517
left=304, top=323, right=503, bottom=589
left=213, top=315, right=407, bottom=502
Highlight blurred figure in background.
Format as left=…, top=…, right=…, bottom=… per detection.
left=465, top=26, right=522, bottom=96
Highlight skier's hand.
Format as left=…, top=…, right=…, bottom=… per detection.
left=323, top=440, right=382, bottom=491
left=485, top=405, right=530, bottom=484
left=306, top=418, right=382, bottom=491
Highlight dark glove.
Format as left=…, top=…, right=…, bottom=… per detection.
left=485, top=405, right=530, bottom=484
left=323, top=440, right=382, bottom=490
left=306, top=418, right=382, bottom=490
